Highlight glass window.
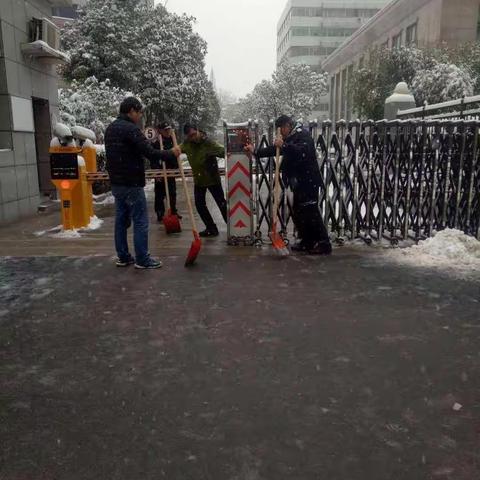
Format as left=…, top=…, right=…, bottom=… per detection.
left=291, top=26, right=357, bottom=38
left=291, top=26, right=309, bottom=36
left=291, top=7, right=306, bottom=16
left=406, top=23, right=417, bottom=44
left=287, top=46, right=338, bottom=57
left=52, top=6, right=78, bottom=18
left=290, top=7, right=379, bottom=18
left=392, top=31, right=403, bottom=48
left=0, top=132, right=13, bottom=150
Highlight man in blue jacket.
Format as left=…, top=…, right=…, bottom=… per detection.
left=247, top=115, right=331, bottom=255
left=105, top=97, right=181, bottom=269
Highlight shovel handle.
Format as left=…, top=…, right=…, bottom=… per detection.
left=172, top=131, right=198, bottom=232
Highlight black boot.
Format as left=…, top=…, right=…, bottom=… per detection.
left=291, top=240, right=311, bottom=253
left=308, top=241, right=332, bottom=256
left=199, top=227, right=219, bottom=238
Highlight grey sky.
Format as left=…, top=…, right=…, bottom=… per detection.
left=155, top=0, right=281, bottom=98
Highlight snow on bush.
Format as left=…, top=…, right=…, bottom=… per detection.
left=412, top=63, right=475, bottom=106
left=59, top=76, right=132, bottom=141
left=350, top=45, right=477, bottom=120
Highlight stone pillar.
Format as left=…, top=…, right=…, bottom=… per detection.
left=384, top=82, right=416, bottom=120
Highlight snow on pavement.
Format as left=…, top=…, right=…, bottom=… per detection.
left=383, top=229, right=480, bottom=275
left=35, top=216, right=104, bottom=239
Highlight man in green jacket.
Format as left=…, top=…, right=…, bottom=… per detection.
left=181, top=124, right=227, bottom=237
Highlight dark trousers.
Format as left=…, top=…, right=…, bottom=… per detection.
left=194, top=183, right=227, bottom=231
left=154, top=178, right=177, bottom=217
left=292, top=184, right=330, bottom=247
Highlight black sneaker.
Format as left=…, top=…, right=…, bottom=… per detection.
left=199, top=228, right=219, bottom=238
left=308, top=242, right=332, bottom=256
left=134, top=258, right=163, bottom=269
left=116, top=255, right=135, bottom=267
left=172, top=212, right=183, bottom=220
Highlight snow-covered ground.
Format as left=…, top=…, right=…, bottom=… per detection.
left=34, top=216, right=104, bottom=239
left=361, top=229, right=480, bottom=278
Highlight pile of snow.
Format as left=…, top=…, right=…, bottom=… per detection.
left=34, top=225, right=62, bottom=237
left=385, top=229, right=480, bottom=273
left=51, top=229, right=82, bottom=239
left=35, top=216, right=104, bottom=239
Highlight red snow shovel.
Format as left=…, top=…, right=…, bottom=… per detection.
left=172, top=131, right=202, bottom=267
left=159, top=135, right=181, bottom=234
left=270, top=128, right=289, bottom=257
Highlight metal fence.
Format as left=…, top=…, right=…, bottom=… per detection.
left=397, top=95, right=480, bottom=121
left=252, top=119, right=480, bottom=244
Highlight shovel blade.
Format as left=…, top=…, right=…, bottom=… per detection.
left=185, top=231, right=202, bottom=267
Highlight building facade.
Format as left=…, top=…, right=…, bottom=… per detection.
left=52, top=0, right=154, bottom=25
left=276, top=0, right=389, bottom=120
left=0, top=0, right=70, bottom=224
left=323, top=0, right=480, bottom=122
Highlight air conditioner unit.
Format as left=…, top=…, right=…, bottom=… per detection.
left=30, top=17, right=60, bottom=51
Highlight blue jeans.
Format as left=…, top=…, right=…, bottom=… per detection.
left=111, top=185, right=150, bottom=265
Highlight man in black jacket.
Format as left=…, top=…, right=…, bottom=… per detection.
left=152, top=122, right=181, bottom=222
left=247, top=115, right=331, bottom=255
left=105, top=97, right=181, bottom=269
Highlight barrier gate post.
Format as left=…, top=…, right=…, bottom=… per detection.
left=224, top=121, right=254, bottom=246
left=73, top=126, right=97, bottom=220
left=49, top=124, right=91, bottom=230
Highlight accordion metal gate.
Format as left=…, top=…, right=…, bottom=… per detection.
left=250, top=119, right=480, bottom=245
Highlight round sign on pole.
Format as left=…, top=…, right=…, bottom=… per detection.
left=144, top=127, right=157, bottom=142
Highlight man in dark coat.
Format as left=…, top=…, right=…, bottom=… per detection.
left=105, top=97, right=181, bottom=269
left=247, top=115, right=331, bottom=255
left=152, top=122, right=181, bottom=222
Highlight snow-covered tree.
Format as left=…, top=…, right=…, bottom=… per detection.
left=350, top=46, right=436, bottom=120
left=61, top=0, right=148, bottom=91
left=59, top=76, right=132, bottom=141
left=231, top=62, right=328, bottom=126
left=350, top=45, right=477, bottom=119
left=135, top=6, right=217, bottom=126
left=217, top=89, right=239, bottom=120
left=273, top=60, right=328, bottom=118
left=239, top=80, right=282, bottom=125
left=218, top=89, right=237, bottom=109
left=61, top=0, right=220, bottom=132
left=431, top=42, right=480, bottom=94
left=411, top=63, right=475, bottom=105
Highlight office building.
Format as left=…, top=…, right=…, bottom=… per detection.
left=277, top=0, right=389, bottom=119
left=323, top=0, right=480, bottom=121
